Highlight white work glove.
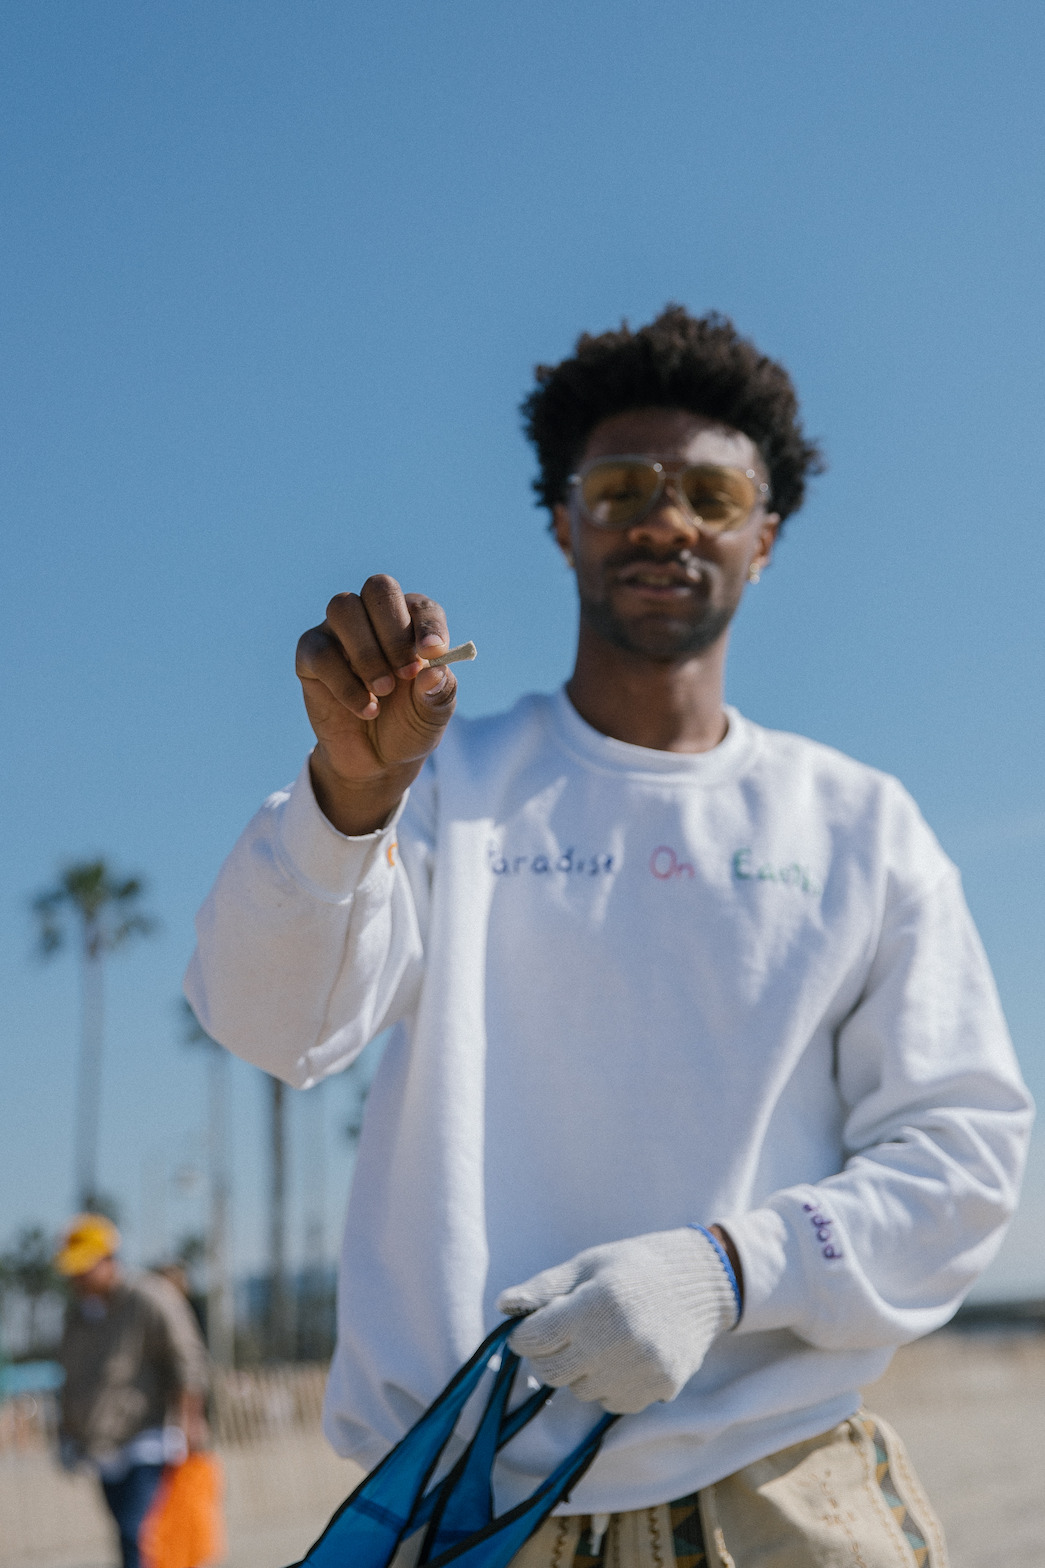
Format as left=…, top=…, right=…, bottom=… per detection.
left=496, top=1227, right=740, bottom=1415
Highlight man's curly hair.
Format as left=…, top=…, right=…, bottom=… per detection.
left=521, top=306, right=824, bottom=529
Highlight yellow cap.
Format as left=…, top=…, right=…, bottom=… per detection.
left=54, top=1214, right=121, bottom=1277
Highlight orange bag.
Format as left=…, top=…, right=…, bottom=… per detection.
left=140, top=1452, right=226, bottom=1568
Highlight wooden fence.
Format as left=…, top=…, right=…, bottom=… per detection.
left=0, top=1363, right=330, bottom=1457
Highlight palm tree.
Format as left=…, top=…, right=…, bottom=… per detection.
left=179, top=999, right=235, bottom=1366
left=32, top=860, right=157, bottom=1209
left=180, top=1001, right=289, bottom=1362
left=268, top=1076, right=292, bottom=1360
left=0, top=1226, right=59, bottom=1356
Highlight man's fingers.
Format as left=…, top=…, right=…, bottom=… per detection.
left=497, top=1257, right=586, bottom=1318
left=295, top=626, right=377, bottom=718
left=567, top=1375, right=649, bottom=1413
left=413, top=663, right=458, bottom=718
left=525, top=1343, right=592, bottom=1389
left=505, top=1293, right=578, bottom=1359
left=324, top=593, right=397, bottom=698
left=359, top=575, right=426, bottom=676
left=405, top=593, right=451, bottom=663
left=313, top=580, right=456, bottom=701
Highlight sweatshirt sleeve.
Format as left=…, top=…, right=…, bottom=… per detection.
left=147, top=1278, right=211, bottom=1397
left=184, top=756, right=431, bottom=1087
left=726, top=859, right=1034, bottom=1350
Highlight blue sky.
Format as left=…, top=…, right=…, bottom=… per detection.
left=2, top=1, right=1043, bottom=1293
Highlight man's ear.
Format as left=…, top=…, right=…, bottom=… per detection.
left=750, top=513, right=781, bottom=575
left=552, top=503, right=575, bottom=567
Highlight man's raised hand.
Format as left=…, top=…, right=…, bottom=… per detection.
left=296, top=575, right=457, bottom=835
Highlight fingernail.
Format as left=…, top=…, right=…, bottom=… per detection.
left=396, top=660, right=423, bottom=679
left=419, top=633, right=446, bottom=651
left=371, top=676, right=395, bottom=697
left=418, top=667, right=448, bottom=697
left=362, top=699, right=379, bottom=718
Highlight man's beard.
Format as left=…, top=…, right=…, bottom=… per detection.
left=578, top=548, right=738, bottom=661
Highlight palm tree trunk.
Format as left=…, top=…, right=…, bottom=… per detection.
left=75, top=941, right=105, bottom=1209
left=268, top=1077, right=291, bottom=1359
left=300, top=1083, right=328, bottom=1359
left=207, top=1048, right=235, bottom=1366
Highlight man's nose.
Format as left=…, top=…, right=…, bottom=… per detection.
left=628, top=480, right=700, bottom=543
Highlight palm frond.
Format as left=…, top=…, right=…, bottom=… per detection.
left=29, top=857, right=158, bottom=957
left=109, top=912, right=161, bottom=950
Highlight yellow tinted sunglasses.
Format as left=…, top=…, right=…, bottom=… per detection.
left=569, top=456, right=770, bottom=533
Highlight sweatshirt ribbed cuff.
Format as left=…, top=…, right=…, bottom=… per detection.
left=687, top=1225, right=742, bottom=1323
left=276, top=757, right=406, bottom=902
left=720, top=1207, right=807, bottom=1336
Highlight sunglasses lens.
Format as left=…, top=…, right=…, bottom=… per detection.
left=579, top=460, right=662, bottom=528
left=681, top=466, right=759, bottom=532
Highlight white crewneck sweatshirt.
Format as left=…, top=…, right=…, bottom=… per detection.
left=186, top=693, right=1031, bottom=1514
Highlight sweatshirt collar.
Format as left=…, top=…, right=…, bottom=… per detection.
left=551, top=687, right=756, bottom=783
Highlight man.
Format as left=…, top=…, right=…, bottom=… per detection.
left=55, top=1214, right=210, bottom=1568
left=186, top=308, right=1031, bottom=1566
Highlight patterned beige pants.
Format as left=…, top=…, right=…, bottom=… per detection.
left=508, top=1412, right=947, bottom=1568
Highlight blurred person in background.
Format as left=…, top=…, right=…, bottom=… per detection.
left=54, top=1215, right=210, bottom=1568
left=150, top=1259, right=207, bottom=1337
left=150, top=1261, right=190, bottom=1297
left=187, top=308, right=1032, bottom=1566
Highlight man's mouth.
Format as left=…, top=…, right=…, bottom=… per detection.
left=614, top=559, right=706, bottom=594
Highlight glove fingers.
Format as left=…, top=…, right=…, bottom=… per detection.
left=519, top=1326, right=603, bottom=1387
left=567, top=1372, right=637, bottom=1410
left=570, top=1377, right=658, bottom=1415
left=496, top=1257, right=585, bottom=1317
left=506, top=1292, right=579, bottom=1358
left=535, top=1337, right=677, bottom=1410
left=563, top=1372, right=603, bottom=1405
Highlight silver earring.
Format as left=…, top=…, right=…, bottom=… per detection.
left=748, top=565, right=761, bottom=584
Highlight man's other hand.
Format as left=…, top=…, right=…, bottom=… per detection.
left=296, top=576, right=457, bottom=835
left=496, top=1228, right=739, bottom=1415
left=177, top=1391, right=210, bottom=1453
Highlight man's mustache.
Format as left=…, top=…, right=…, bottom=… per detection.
left=602, top=546, right=708, bottom=576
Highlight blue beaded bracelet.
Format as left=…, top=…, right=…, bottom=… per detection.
left=688, top=1224, right=742, bottom=1323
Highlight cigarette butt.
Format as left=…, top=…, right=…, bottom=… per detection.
left=425, top=641, right=477, bottom=668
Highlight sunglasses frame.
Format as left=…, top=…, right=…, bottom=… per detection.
left=567, top=455, right=772, bottom=533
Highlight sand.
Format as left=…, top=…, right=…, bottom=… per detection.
left=1, top=1329, right=1041, bottom=1568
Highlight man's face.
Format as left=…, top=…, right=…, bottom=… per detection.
left=552, top=408, right=779, bottom=662
left=71, top=1256, right=120, bottom=1299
